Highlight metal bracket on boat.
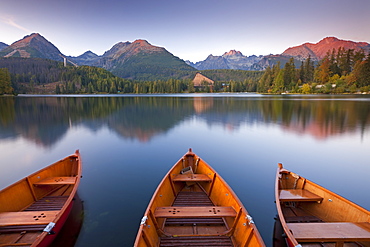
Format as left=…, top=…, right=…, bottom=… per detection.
left=140, top=216, right=148, bottom=225
left=246, top=215, right=254, bottom=225
left=43, top=222, right=56, bottom=234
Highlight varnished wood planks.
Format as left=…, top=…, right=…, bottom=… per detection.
left=287, top=222, right=370, bottom=242
left=172, top=174, right=212, bottom=183
left=159, top=236, right=233, bottom=246
left=279, top=189, right=323, bottom=202
left=33, top=177, right=76, bottom=185
left=24, top=196, right=68, bottom=211
left=154, top=206, right=237, bottom=218
left=0, top=211, right=59, bottom=226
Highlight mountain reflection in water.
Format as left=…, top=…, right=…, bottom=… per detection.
left=0, top=95, right=369, bottom=146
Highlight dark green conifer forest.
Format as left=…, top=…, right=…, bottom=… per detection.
left=0, top=47, right=369, bottom=95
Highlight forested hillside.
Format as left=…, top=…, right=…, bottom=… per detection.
left=1, top=47, right=369, bottom=95
left=258, top=48, right=370, bottom=93
left=0, top=58, right=131, bottom=94
left=0, top=57, right=265, bottom=94
left=109, top=51, right=196, bottom=81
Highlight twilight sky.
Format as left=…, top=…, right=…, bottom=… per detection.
left=1, top=0, right=369, bottom=62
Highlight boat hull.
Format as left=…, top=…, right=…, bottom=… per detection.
left=35, top=200, right=74, bottom=247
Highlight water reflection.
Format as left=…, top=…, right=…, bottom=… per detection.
left=53, top=193, right=84, bottom=247
left=0, top=95, right=369, bottom=147
left=1, top=94, right=369, bottom=247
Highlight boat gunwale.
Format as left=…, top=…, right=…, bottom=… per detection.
left=275, top=164, right=300, bottom=247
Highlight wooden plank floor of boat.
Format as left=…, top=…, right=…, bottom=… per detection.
left=25, top=196, right=68, bottom=211
left=281, top=205, right=370, bottom=247
left=160, top=236, right=233, bottom=246
left=160, top=189, right=233, bottom=246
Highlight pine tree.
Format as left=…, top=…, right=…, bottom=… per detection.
left=0, top=68, right=14, bottom=94
left=283, top=58, right=296, bottom=89
left=304, top=55, right=314, bottom=83
left=357, top=54, right=370, bottom=88
left=272, top=70, right=284, bottom=93
left=109, top=81, right=117, bottom=93
left=258, top=66, right=273, bottom=92
left=55, top=84, right=61, bottom=94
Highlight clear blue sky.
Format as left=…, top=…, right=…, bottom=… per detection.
left=1, top=0, right=369, bottom=62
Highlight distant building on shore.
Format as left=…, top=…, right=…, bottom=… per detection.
left=192, top=72, right=214, bottom=90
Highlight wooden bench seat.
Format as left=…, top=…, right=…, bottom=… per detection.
left=0, top=211, right=59, bottom=227
left=172, top=174, right=212, bottom=183
left=287, top=222, right=370, bottom=243
left=279, top=189, right=323, bottom=202
left=154, top=207, right=237, bottom=218
left=34, top=177, right=76, bottom=185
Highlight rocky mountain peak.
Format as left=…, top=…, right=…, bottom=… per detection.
left=102, top=39, right=164, bottom=60
left=320, top=36, right=339, bottom=44
left=223, top=50, right=243, bottom=57
left=11, top=33, right=43, bottom=49
left=76, top=50, right=99, bottom=59
left=132, top=39, right=151, bottom=46
left=282, top=36, right=370, bottom=61
left=1, top=33, right=62, bottom=60
left=83, top=50, right=98, bottom=56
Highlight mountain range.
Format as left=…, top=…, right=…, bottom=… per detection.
left=0, top=33, right=195, bottom=80
left=187, top=51, right=263, bottom=70
left=188, top=37, right=370, bottom=70
left=1, top=34, right=369, bottom=80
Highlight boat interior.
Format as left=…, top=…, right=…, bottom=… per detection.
left=277, top=165, right=370, bottom=247
left=138, top=150, right=263, bottom=247
left=0, top=154, right=80, bottom=246
left=159, top=184, right=235, bottom=246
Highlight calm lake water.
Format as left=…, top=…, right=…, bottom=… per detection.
left=1, top=94, right=369, bottom=246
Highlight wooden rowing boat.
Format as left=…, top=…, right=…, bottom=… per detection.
left=275, top=163, right=370, bottom=247
left=134, top=148, right=265, bottom=247
left=0, top=150, right=82, bottom=247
